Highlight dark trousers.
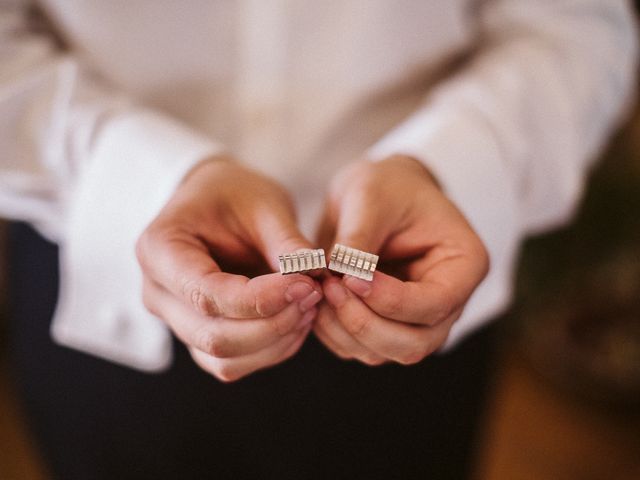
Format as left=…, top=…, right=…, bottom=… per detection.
left=6, top=222, right=497, bottom=480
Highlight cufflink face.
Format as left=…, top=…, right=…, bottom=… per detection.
left=278, top=245, right=378, bottom=281
left=278, top=249, right=327, bottom=274
left=328, top=244, right=378, bottom=281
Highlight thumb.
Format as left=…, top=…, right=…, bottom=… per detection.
left=331, top=191, right=391, bottom=256
left=251, top=205, right=315, bottom=272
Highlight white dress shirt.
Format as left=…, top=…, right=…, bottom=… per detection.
left=0, top=0, right=637, bottom=371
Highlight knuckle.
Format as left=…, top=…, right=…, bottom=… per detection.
left=465, top=235, right=490, bottom=282
left=333, top=350, right=353, bottom=361
left=254, top=289, right=275, bottom=318
left=135, top=230, right=153, bottom=269
left=200, top=331, right=232, bottom=358
left=427, top=282, right=458, bottom=326
left=183, top=279, right=216, bottom=316
left=135, top=222, right=169, bottom=269
left=342, top=312, right=371, bottom=337
left=189, top=348, right=242, bottom=382
left=438, top=286, right=459, bottom=323
left=397, top=346, right=429, bottom=366
left=214, top=364, right=242, bottom=383
left=383, top=292, right=405, bottom=318
left=191, top=286, right=211, bottom=316
left=361, top=355, right=384, bottom=366
left=271, top=312, right=295, bottom=336
left=141, top=289, right=158, bottom=316
left=476, top=241, right=491, bottom=279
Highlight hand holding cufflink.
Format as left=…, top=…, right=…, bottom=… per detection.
left=311, top=156, right=489, bottom=366
left=139, top=153, right=488, bottom=381
left=137, top=158, right=322, bottom=382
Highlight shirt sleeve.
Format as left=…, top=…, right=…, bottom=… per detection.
left=367, top=0, right=639, bottom=348
left=0, top=1, right=224, bottom=370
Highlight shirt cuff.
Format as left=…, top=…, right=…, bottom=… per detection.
left=366, top=103, right=522, bottom=349
left=51, top=110, right=224, bottom=371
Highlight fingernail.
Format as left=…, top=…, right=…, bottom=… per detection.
left=324, top=281, right=348, bottom=308
left=285, top=282, right=314, bottom=303
left=298, top=290, right=322, bottom=313
left=344, top=276, right=372, bottom=298
left=298, top=308, right=317, bottom=328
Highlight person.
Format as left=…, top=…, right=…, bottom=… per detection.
left=1, top=1, right=637, bottom=479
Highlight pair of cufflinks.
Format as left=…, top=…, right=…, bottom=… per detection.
left=278, top=244, right=379, bottom=281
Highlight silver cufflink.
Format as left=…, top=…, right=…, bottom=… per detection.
left=278, top=249, right=326, bottom=274
left=278, top=245, right=378, bottom=281
left=328, top=244, right=378, bottom=281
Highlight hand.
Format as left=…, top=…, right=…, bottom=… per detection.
left=314, top=155, right=489, bottom=365
left=136, top=156, right=322, bottom=381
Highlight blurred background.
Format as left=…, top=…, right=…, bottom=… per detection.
left=1, top=12, right=640, bottom=480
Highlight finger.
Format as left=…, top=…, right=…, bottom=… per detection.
left=315, top=203, right=337, bottom=253
left=324, top=277, right=453, bottom=365
left=190, top=323, right=312, bottom=382
left=331, top=188, right=391, bottom=255
left=313, top=303, right=386, bottom=365
left=143, top=280, right=318, bottom=358
left=341, top=247, right=486, bottom=326
left=138, top=228, right=319, bottom=318
left=313, top=322, right=352, bottom=360
left=247, top=200, right=317, bottom=272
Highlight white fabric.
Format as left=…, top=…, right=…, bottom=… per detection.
left=0, top=0, right=637, bottom=370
